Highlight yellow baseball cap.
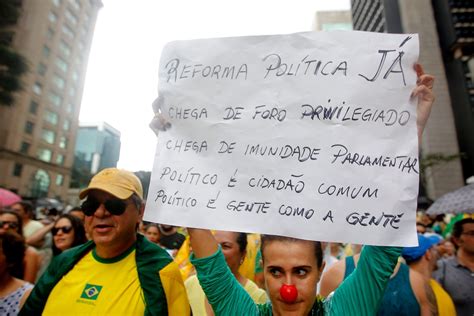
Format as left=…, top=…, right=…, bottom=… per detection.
left=79, top=168, right=143, bottom=200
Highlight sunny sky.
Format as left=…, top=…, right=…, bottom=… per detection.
left=79, top=0, right=351, bottom=172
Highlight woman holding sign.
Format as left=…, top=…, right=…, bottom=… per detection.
left=151, top=61, right=434, bottom=314
left=176, top=65, right=434, bottom=315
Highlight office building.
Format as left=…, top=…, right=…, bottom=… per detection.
left=70, top=121, right=121, bottom=189
left=313, top=10, right=352, bottom=31
left=0, top=0, right=103, bottom=200
left=350, top=0, right=467, bottom=199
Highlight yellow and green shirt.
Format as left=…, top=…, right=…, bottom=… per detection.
left=20, top=234, right=190, bottom=315
left=43, top=247, right=144, bottom=315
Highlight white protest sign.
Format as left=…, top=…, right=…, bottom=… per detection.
left=144, top=31, right=420, bottom=247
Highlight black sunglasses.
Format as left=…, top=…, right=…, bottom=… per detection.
left=81, top=198, right=128, bottom=216
left=52, top=226, right=73, bottom=235
left=0, top=220, right=19, bottom=229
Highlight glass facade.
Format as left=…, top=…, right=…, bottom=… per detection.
left=49, top=92, right=62, bottom=107
left=30, top=170, right=50, bottom=198
left=37, top=148, right=53, bottom=162
left=71, top=123, right=121, bottom=188
left=55, top=57, right=68, bottom=72
left=52, top=74, right=65, bottom=89
left=12, top=163, right=23, bottom=177
left=33, top=82, right=42, bottom=95
left=24, top=121, right=34, bottom=134
left=29, top=101, right=38, bottom=114
left=44, top=110, right=59, bottom=125
left=20, top=142, right=30, bottom=154
left=41, top=129, right=56, bottom=144
left=56, top=154, right=64, bottom=165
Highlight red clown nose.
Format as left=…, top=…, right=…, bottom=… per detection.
left=280, top=284, right=298, bottom=303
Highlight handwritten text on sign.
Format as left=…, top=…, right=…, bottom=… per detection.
left=144, top=31, right=420, bottom=246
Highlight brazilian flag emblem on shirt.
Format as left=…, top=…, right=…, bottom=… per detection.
left=80, top=284, right=103, bottom=300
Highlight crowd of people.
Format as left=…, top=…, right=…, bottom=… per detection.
left=1, top=190, right=473, bottom=315
left=0, top=65, right=472, bottom=315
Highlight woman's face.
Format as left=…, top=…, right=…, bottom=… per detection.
left=263, top=239, right=323, bottom=316
left=145, top=225, right=160, bottom=244
left=214, top=231, right=244, bottom=274
left=0, top=213, right=20, bottom=235
left=53, top=218, right=75, bottom=252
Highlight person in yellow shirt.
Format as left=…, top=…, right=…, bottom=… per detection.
left=185, top=230, right=267, bottom=315
left=20, top=168, right=190, bottom=315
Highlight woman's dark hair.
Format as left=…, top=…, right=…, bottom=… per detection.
left=236, top=233, right=248, bottom=253
left=0, top=210, right=23, bottom=236
left=0, top=231, right=26, bottom=278
left=14, top=201, right=34, bottom=218
left=52, top=214, right=87, bottom=256
left=260, top=235, right=323, bottom=268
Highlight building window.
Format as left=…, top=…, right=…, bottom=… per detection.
left=29, top=100, right=39, bottom=114
left=72, top=70, right=79, bottom=82
left=56, top=174, right=64, bottom=186
left=46, top=28, right=55, bottom=40
left=49, top=92, right=62, bottom=107
left=20, top=142, right=30, bottom=154
left=56, top=154, right=64, bottom=165
left=41, top=129, right=56, bottom=144
left=59, top=136, right=67, bottom=149
left=65, top=9, right=78, bottom=25
left=30, top=170, right=50, bottom=198
left=84, top=12, right=90, bottom=25
left=24, top=121, right=34, bottom=134
left=63, top=119, right=70, bottom=130
left=70, top=0, right=81, bottom=11
left=52, top=74, right=65, bottom=89
left=59, top=40, right=71, bottom=57
left=52, top=0, right=61, bottom=7
left=75, top=54, right=83, bottom=67
left=37, top=63, right=47, bottom=76
left=62, top=25, right=75, bottom=39
left=66, top=103, right=74, bottom=113
left=32, top=82, right=42, bottom=95
left=69, top=87, right=76, bottom=97
left=48, top=11, right=57, bottom=23
left=44, top=110, right=59, bottom=125
left=42, top=45, right=50, bottom=58
left=37, top=148, right=53, bottom=162
left=55, top=57, right=68, bottom=72
left=12, top=163, right=23, bottom=177
left=81, top=26, right=88, bottom=39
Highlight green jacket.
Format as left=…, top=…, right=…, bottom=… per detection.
left=20, top=234, right=190, bottom=315
left=191, top=245, right=401, bottom=315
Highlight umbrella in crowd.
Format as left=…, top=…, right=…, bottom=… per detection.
left=0, top=188, right=21, bottom=208
left=35, top=197, right=64, bottom=211
left=426, top=183, right=474, bottom=215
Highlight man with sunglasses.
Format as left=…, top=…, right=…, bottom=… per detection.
left=433, top=217, right=474, bottom=316
left=20, top=168, right=190, bottom=315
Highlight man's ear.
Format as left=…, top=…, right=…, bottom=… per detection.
left=424, top=249, right=432, bottom=261
left=138, top=203, right=145, bottom=220
left=451, top=236, right=461, bottom=248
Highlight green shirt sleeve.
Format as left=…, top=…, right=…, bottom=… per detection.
left=325, top=246, right=402, bottom=316
left=191, top=247, right=261, bottom=316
